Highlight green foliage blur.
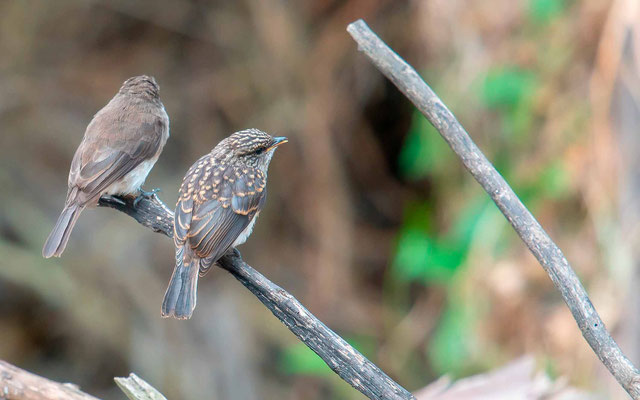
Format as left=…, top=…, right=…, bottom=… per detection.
left=390, top=0, right=578, bottom=380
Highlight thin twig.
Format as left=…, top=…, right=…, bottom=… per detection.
left=114, top=373, right=167, bottom=400
left=98, top=194, right=416, bottom=400
left=346, top=18, right=640, bottom=398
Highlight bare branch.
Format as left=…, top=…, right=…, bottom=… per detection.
left=0, top=360, right=100, bottom=400
left=346, top=18, right=640, bottom=399
left=114, top=374, right=167, bottom=400
left=97, top=195, right=416, bottom=400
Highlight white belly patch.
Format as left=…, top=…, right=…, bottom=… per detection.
left=103, top=157, right=159, bottom=196
left=233, top=212, right=259, bottom=247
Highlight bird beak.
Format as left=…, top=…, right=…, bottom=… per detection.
left=267, top=136, right=288, bottom=151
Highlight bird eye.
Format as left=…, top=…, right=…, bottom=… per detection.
left=254, top=147, right=265, bottom=155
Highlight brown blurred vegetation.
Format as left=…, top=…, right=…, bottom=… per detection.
left=0, top=0, right=638, bottom=399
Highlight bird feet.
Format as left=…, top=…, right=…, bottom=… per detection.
left=133, top=188, right=161, bottom=208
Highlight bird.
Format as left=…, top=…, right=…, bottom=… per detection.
left=161, top=129, right=287, bottom=319
left=42, top=75, right=170, bottom=258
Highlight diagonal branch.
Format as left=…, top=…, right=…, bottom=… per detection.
left=0, top=359, right=167, bottom=400
left=346, top=18, right=640, bottom=399
left=0, top=360, right=100, bottom=400
left=98, top=194, right=415, bottom=400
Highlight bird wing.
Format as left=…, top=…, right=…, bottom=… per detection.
left=174, top=161, right=266, bottom=277
left=67, top=108, right=167, bottom=205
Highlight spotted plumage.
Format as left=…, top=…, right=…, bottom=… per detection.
left=162, top=129, right=287, bottom=319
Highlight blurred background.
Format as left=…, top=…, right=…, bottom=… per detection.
left=0, top=0, right=639, bottom=399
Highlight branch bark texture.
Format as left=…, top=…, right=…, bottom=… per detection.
left=346, top=18, right=640, bottom=398
left=0, top=360, right=99, bottom=400
left=98, top=195, right=415, bottom=400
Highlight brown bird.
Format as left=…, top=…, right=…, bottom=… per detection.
left=162, top=129, right=287, bottom=319
left=43, top=75, right=170, bottom=258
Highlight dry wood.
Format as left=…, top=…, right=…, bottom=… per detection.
left=114, top=374, right=167, bottom=400
left=0, top=360, right=99, bottom=400
left=99, top=194, right=415, bottom=400
left=346, top=18, right=640, bottom=399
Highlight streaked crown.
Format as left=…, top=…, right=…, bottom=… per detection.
left=215, top=128, right=288, bottom=170
left=224, top=129, right=287, bottom=156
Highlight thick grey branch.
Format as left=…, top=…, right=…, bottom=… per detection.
left=0, top=360, right=167, bottom=400
left=0, top=360, right=100, bottom=400
left=97, top=194, right=415, bottom=400
left=346, top=18, right=640, bottom=398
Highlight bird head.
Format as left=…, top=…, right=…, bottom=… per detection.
left=119, top=75, right=160, bottom=99
left=220, top=129, right=288, bottom=171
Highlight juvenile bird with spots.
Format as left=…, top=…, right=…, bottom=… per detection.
left=162, top=129, right=287, bottom=319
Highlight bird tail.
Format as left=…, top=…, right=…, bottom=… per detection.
left=42, top=203, right=84, bottom=258
left=161, top=247, right=199, bottom=319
